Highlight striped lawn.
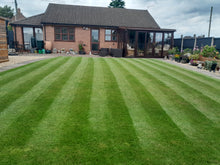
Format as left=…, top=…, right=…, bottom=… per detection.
left=0, top=57, right=219, bottom=164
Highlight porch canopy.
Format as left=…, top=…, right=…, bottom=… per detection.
left=10, top=14, right=44, bottom=50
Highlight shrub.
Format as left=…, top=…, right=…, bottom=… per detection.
left=201, top=45, right=219, bottom=57
left=189, top=54, right=199, bottom=60
left=183, top=48, right=192, bottom=55
left=168, top=47, right=179, bottom=55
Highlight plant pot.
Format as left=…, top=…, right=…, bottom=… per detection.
left=79, top=50, right=85, bottom=54
left=210, top=63, right=217, bottom=72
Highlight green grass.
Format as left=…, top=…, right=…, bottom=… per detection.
left=0, top=57, right=219, bottom=164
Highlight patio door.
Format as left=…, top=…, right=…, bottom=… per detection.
left=91, top=29, right=99, bottom=54
left=136, top=32, right=155, bottom=57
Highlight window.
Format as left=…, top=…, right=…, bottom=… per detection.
left=54, top=27, right=75, bottom=41
left=105, top=29, right=117, bottom=42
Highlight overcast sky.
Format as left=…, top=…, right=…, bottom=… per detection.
left=1, top=0, right=220, bottom=38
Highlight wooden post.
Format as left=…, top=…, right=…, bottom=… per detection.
left=152, top=32, right=155, bottom=57
left=161, top=32, right=164, bottom=57
left=181, top=35, right=184, bottom=52
left=124, top=30, right=128, bottom=57
left=193, top=34, right=197, bottom=50
left=211, top=37, right=214, bottom=47
left=171, top=32, right=174, bottom=49
left=134, top=31, right=138, bottom=57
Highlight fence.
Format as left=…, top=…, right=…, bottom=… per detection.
left=174, top=37, right=220, bottom=51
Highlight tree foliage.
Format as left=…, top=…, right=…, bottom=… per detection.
left=0, top=5, right=14, bottom=19
left=108, top=0, right=125, bottom=8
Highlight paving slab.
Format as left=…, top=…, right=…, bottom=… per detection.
left=0, top=56, right=55, bottom=72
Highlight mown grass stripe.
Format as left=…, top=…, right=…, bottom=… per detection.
left=143, top=59, right=220, bottom=102
left=95, top=58, right=144, bottom=164
left=60, top=57, right=94, bottom=144
left=26, top=57, right=88, bottom=147
left=134, top=59, right=220, bottom=124
left=150, top=59, right=220, bottom=89
left=0, top=57, right=76, bottom=137
left=88, top=58, right=109, bottom=132
left=126, top=59, right=217, bottom=129
left=106, top=59, right=159, bottom=150
left=0, top=58, right=57, bottom=86
left=45, top=58, right=98, bottom=164
left=118, top=58, right=219, bottom=163
left=0, top=57, right=68, bottom=112
left=0, top=57, right=82, bottom=148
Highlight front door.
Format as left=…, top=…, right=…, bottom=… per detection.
left=91, top=29, right=99, bottom=54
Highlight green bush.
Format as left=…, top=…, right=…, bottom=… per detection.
left=168, top=47, right=179, bottom=55
left=183, top=48, right=192, bottom=55
left=189, top=54, right=199, bottom=60
left=201, top=45, right=219, bottom=57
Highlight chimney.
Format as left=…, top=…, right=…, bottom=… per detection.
left=17, top=8, right=21, bottom=14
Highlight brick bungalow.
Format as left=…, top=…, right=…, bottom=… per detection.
left=11, top=3, right=175, bottom=57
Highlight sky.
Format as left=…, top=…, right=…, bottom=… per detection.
left=1, top=0, right=220, bottom=38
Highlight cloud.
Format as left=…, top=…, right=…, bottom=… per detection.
left=1, top=0, right=220, bottom=37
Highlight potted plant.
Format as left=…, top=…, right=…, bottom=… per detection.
left=210, top=61, right=217, bottom=72
left=181, top=48, right=192, bottom=63
left=174, top=54, right=180, bottom=62
left=168, top=47, right=179, bottom=61
left=61, top=48, right=65, bottom=53
left=216, top=66, right=220, bottom=72
left=78, top=43, right=85, bottom=54
left=189, top=54, right=199, bottom=66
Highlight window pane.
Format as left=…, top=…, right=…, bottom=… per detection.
left=62, top=34, right=68, bottom=40
left=105, top=29, right=111, bottom=35
left=35, top=28, right=43, bottom=40
left=23, top=27, right=33, bottom=50
left=105, top=36, right=111, bottom=41
left=69, top=28, right=74, bottom=33
left=62, top=28, right=68, bottom=34
left=112, top=35, right=117, bottom=41
left=92, top=43, right=99, bottom=51
left=55, top=34, right=60, bottom=40
left=69, top=35, right=74, bottom=40
left=112, top=30, right=117, bottom=35
left=55, top=28, right=60, bottom=33
left=92, top=30, right=99, bottom=42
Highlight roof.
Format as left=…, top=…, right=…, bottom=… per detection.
left=41, top=4, right=160, bottom=29
left=11, top=3, right=160, bottom=29
left=10, top=13, right=44, bottom=27
left=0, top=16, right=9, bottom=20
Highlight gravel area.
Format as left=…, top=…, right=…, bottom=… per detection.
left=0, top=56, right=52, bottom=68
left=157, top=59, right=220, bottom=80
left=0, top=53, right=111, bottom=72
left=0, top=55, right=55, bottom=72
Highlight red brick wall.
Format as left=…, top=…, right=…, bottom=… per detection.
left=99, top=28, right=118, bottom=49
left=13, top=25, right=119, bottom=53
left=45, top=26, right=118, bottom=53
left=45, top=26, right=91, bottom=53
left=14, top=26, right=23, bottom=45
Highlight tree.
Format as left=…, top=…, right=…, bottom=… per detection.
left=108, top=0, right=125, bottom=8
left=0, top=5, right=14, bottom=19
